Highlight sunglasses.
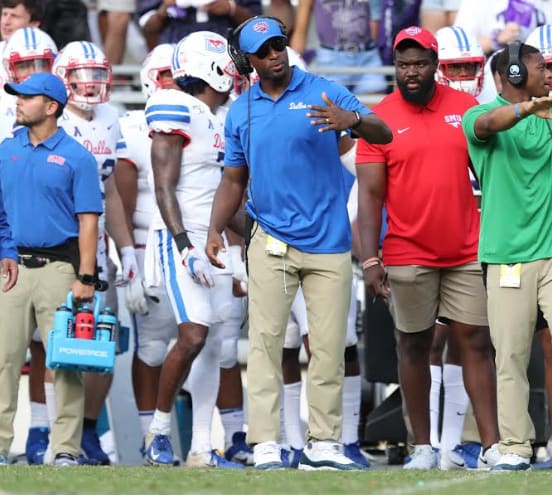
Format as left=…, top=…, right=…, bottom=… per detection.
left=254, top=37, right=287, bottom=59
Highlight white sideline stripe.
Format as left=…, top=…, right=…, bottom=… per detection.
left=373, top=473, right=492, bottom=495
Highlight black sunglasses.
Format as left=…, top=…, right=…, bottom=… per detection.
left=254, top=37, right=287, bottom=59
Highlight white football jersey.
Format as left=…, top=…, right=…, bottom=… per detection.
left=116, top=109, right=158, bottom=245
left=145, top=88, right=225, bottom=231
left=58, top=103, right=121, bottom=235
left=0, top=92, right=16, bottom=143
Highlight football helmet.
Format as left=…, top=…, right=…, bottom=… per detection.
left=435, top=26, right=485, bottom=96
left=53, top=41, right=112, bottom=110
left=526, top=25, right=552, bottom=63
left=140, top=43, right=176, bottom=98
left=3, top=27, right=57, bottom=83
left=171, top=31, right=236, bottom=93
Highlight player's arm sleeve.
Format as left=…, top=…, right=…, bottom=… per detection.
left=145, top=91, right=192, bottom=146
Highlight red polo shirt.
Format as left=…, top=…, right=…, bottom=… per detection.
left=357, top=84, right=480, bottom=267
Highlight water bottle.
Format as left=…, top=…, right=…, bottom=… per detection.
left=74, top=305, right=95, bottom=339
left=96, top=307, right=117, bottom=342
left=54, top=304, right=74, bottom=338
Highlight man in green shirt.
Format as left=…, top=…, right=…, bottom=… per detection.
left=463, top=41, right=552, bottom=471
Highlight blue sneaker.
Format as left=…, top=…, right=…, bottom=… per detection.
left=81, top=426, right=110, bottom=465
left=344, top=442, right=370, bottom=468
left=224, top=432, right=254, bottom=465
left=281, top=447, right=303, bottom=468
left=25, top=427, right=49, bottom=465
left=456, top=442, right=481, bottom=469
left=145, top=434, right=174, bottom=466
left=187, top=450, right=245, bottom=469
left=532, top=457, right=552, bottom=470
left=0, top=454, right=8, bottom=465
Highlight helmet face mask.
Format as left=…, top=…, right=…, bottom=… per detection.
left=3, top=27, right=57, bottom=83
left=171, top=31, right=236, bottom=93
left=140, top=43, right=176, bottom=98
left=53, top=41, right=112, bottom=108
left=435, top=26, right=485, bottom=96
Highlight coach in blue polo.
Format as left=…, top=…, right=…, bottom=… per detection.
left=0, top=73, right=102, bottom=466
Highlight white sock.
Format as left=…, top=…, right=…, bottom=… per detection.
left=219, top=408, right=244, bottom=449
left=44, top=381, right=56, bottom=429
left=283, top=381, right=304, bottom=449
left=149, top=410, right=172, bottom=436
left=186, top=327, right=221, bottom=454
left=440, top=364, right=468, bottom=451
left=279, top=394, right=288, bottom=446
left=30, top=401, right=49, bottom=429
left=139, top=410, right=154, bottom=437
left=341, top=375, right=361, bottom=445
left=429, top=365, right=442, bottom=449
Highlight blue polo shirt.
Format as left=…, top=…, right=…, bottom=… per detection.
left=0, top=127, right=102, bottom=248
left=225, top=67, right=371, bottom=253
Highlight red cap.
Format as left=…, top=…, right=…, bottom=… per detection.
left=393, top=26, right=438, bottom=54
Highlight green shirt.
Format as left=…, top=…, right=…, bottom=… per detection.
left=463, top=95, right=552, bottom=264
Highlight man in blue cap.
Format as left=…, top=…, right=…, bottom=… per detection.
left=207, top=16, right=392, bottom=470
left=0, top=72, right=102, bottom=466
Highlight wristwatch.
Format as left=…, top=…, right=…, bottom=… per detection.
left=77, top=273, right=96, bottom=286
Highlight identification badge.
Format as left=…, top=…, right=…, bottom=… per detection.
left=499, top=263, right=521, bottom=288
left=265, top=234, right=287, bottom=257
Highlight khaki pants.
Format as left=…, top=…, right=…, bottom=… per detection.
left=487, top=259, right=552, bottom=458
left=246, top=225, right=352, bottom=443
left=0, top=262, right=84, bottom=457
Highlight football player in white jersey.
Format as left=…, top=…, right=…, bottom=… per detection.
left=52, top=40, right=132, bottom=465
left=113, top=43, right=180, bottom=455
left=0, top=26, right=56, bottom=142
left=0, top=26, right=57, bottom=465
left=142, top=31, right=243, bottom=469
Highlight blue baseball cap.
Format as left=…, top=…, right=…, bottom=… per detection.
left=4, top=72, right=68, bottom=106
left=239, top=17, right=287, bottom=54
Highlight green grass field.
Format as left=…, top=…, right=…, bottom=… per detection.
left=0, top=467, right=550, bottom=495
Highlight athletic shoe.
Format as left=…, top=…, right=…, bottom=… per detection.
left=187, top=450, right=245, bottom=469
left=81, top=426, right=110, bottom=465
left=456, top=442, right=481, bottom=469
left=224, top=432, right=254, bottom=465
left=0, top=454, right=8, bottom=465
left=25, top=426, right=49, bottom=465
left=403, top=445, right=438, bottom=470
left=439, top=447, right=465, bottom=470
left=491, top=453, right=531, bottom=472
left=144, top=433, right=174, bottom=466
left=477, top=443, right=501, bottom=469
left=253, top=441, right=284, bottom=470
left=281, top=447, right=303, bottom=469
left=344, top=442, right=370, bottom=468
left=532, top=457, right=552, bottom=469
left=298, top=441, right=367, bottom=471
left=53, top=453, right=79, bottom=467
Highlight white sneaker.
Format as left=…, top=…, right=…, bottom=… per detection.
left=298, top=441, right=367, bottom=471
left=253, top=441, right=283, bottom=470
left=477, top=443, right=501, bottom=469
left=439, top=448, right=465, bottom=470
left=403, top=445, right=438, bottom=470
left=186, top=450, right=244, bottom=469
left=53, top=453, right=79, bottom=467
left=491, top=453, right=531, bottom=472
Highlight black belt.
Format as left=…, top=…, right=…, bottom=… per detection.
left=18, top=253, right=53, bottom=268
left=320, top=41, right=376, bottom=52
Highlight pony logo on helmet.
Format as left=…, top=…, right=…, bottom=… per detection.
left=435, top=26, right=485, bottom=97
left=3, top=27, right=57, bottom=83
left=53, top=41, right=112, bottom=111
left=140, top=43, right=176, bottom=99
left=171, top=31, right=236, bottom=93
left=526, top=25, right=552, bottom=64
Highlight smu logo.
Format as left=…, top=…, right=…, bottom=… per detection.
left=47, top=154, right=66, bottom=166
left=205, top=38, right=226, bottom=53
left=253, top=21, right=269, bottom=33
left=444, top=114, right=462, bottom=129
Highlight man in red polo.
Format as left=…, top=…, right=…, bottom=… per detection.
left=355, top=26, right=499, bottom=470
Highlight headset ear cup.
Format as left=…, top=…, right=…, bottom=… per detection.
left=227, top=25, right=252, bottom=75
left=507, top=41, right=527, bottom=87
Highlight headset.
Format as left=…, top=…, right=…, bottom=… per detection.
left=227, top=15, right=287, bottom=75
left=506, top=40, right=527, bottom=87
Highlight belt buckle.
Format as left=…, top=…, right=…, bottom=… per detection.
left=341, top=43, right=360, bottom=52
left=18, top=254, right=50, bottom=268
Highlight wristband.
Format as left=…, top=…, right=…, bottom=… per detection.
left=174, top=232, right=193, bottom=252
left=361, top=256, right=382, bottom=271
left=351, top=111, right=362, bottom=130
left=513, top=103, right=524, bottom=120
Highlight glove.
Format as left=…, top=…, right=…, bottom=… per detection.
left=125, top=274, right=149, bottom=315
left=181, top=247, right=214, bottom=288
left=120, top=245, right=139, bottom=284
left=229, top=245, right=248, bottom=284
